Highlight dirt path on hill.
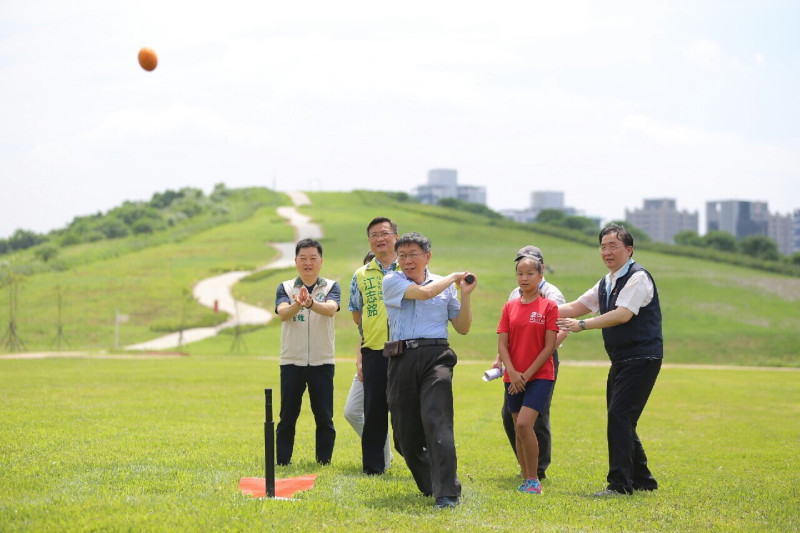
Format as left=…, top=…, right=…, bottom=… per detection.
left=124, top=191, right=319, bottom=351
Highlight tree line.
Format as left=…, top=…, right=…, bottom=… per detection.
left=0, top=184, right=232, bottom=262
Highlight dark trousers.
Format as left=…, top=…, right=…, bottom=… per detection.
left=387, top=345, right=460, bottom=499
left=501, top=351, right=559, bottom=477
left=361, top=347, right=389, bottom=474
left=605, top=357, right=661, bottom=493
left=276, top=363, right=336, bottom=465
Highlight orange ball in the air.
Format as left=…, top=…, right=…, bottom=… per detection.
left=138, top=47, right=158, bottom=72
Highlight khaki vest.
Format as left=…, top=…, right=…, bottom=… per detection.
left=279, top=277, right=335, bottom=366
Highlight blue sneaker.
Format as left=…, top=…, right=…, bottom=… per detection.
left=517, top=478, right=542, bottom=494
left=434, top=497, right=461, bottom=509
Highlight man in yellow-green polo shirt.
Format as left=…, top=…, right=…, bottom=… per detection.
left=347, top=217, right=399, bottom=475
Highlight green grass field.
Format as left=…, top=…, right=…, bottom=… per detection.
left=1, top=354, right=798, bottom=531
left=2, top=188, right=799, bottom=530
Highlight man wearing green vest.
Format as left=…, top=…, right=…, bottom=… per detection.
left=348, top=217, right=399, bottom=475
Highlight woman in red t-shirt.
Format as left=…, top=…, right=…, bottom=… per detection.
left=497, top=256, right=558, bottom=494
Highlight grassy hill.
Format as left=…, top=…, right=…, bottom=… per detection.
left=2, top=189, right=799, bottom=366
left=2, top=188, right=799, bottom=531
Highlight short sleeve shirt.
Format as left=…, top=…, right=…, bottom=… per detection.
left=578, top=266, right=653, bottom=315
left=383, top=269, right=460, bottom=340
left=497, top=296, right=559, bottom=382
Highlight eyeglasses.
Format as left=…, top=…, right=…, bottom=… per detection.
left=397, top=252, right=426, bottom=261
left=369, top=231, right=396, bottom=240
left=599, top=244, right=624, bottom=252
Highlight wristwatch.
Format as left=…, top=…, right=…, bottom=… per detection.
left=579, top=320, right=586, bottom=331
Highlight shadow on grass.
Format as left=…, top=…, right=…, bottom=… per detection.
left=363, top=491, right=437, bottom=512
left=486, top=473, right=526, bottom=491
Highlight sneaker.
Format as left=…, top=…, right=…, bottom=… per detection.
left=434, top=497, right=460, bottom=509
left=517, top=478, right=542, bottom=494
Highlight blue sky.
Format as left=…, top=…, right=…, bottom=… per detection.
left=1, top=0, right=798, bottom=238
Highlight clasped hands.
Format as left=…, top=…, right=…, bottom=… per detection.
left=293, top=287, right=314, bottom=309
left=506, top=368, right=528, bottom=395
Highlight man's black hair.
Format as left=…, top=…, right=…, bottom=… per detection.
left=366, top=217, right=398, bottom=236
left=599, top=223, right=633, bottom=248
left=295, top=238, right=323, bottom=257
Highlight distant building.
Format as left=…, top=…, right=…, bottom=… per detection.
left=794, top=210, right=800, bottom=254
left=457, top=185, right=487, bottom=204
left=706, top=200, right=768, bottom=239
left=768, top=212, right=794, bottom=256
left=625, top=198, right=698, bottom=244
left=532, top=191, right=564, bottom=211
left=499, top=208, right=537, bottom=223
left=428, top=168, right=458, bottom=191
left=413, top=169, right=486, bottom=205
left=501, top=189, right=587, bottom=224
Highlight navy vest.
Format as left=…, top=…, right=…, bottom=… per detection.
left=598, top=262, right=663, bottom=362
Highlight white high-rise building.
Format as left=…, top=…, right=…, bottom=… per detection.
left=768, top=212, right=794, bottom=256
left=413, top=169, right=487, bottom=206
left=793, top=210, right=800, bottom=254
left=531, top=191, right=564, bottom=211
left=501, top=190, right=585, bottom=223
left=625, top=199, right=698, bottom=244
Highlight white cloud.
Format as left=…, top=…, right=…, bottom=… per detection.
left=682, top=39, right=723, bottom=68
left=1, top=1, right=799, bottom=238
left=623, top=114, right=738, bottom=146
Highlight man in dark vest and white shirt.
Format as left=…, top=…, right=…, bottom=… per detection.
left=557, top=223, right=662, bottom=496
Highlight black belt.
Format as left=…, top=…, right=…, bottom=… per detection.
left=403, top=338, right=448, bottom=349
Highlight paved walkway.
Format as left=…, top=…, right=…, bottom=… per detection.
left=2, top=351, right=798, bottom=373
left=125, top=192, right=319, bottom=351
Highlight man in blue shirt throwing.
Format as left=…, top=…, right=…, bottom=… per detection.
left=382, top=232, right=477, bottom=509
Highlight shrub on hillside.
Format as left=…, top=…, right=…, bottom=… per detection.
left=96, top=219, right=129, bottom=239
left=84, top=231, right=106, bottom=242
left=210, top=182, right=230, bottom=202
left=34, top=243, right=59, bottom=262
left=703, top=231, right=738, bottom=252
left=740, top=235, right=780, bottom=261
left=386, top=191, right=412, bottom=202
left=534, top=210, right=600, bottom=236
left=562, top=215, right=599, bottom=234
left=674, top=230, right=704, bottom=247
left=60, top=233, right=81, bottom=246
left=608, top=220, right=651, bottom=243
left=7, top=229, right=47, bottom=252
left=535, top=209, right=566, bottom=225
left=110, top=202, right=163, bottom=226
left=132, top=219, right=156, bottom=234
left=437, top=197, right=503, bottom=219
left=149, top=189, right=185, bottom=209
